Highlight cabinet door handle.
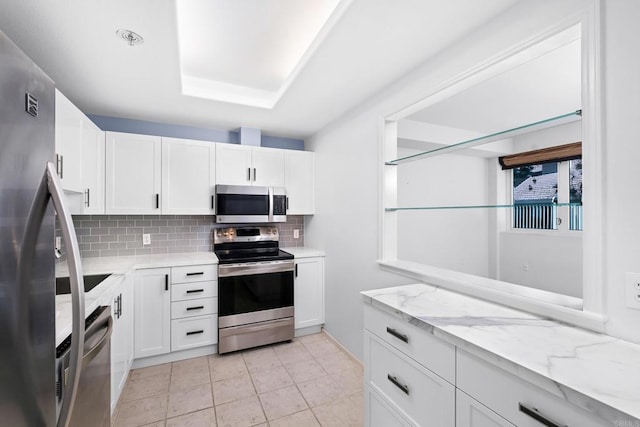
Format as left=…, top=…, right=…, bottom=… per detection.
left=247, top=168, right=251, bottom=181
left=211, top=195, right=214, bottom=210
left=155, top=193, right=160, bottom=209
left=295, top=264, right=298, bottom=278
left=286, top=196, right=289, bottom=211
left=518, top=404, right=566, bottom=427
left=118, top=293, right=123, bottom=317
left=186, top=289, right=204, bottom=294
left=186, top=330, right=204, bottom=336
left=386, top=327, right=409, bottom=343
left=186, top=305, right=204, bottom=311
left=85, top=188, right=90, bottom=207
left=59, top=154, right=64, bottom=179
left=186, top=272, right=204, bottom=276
left=253, top=168, right=256, bottom=181
left=165, top=274, right=169, bottom=291
left=387, top=374, right=409, bottom=395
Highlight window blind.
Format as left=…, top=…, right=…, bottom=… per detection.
left=499, top=141, right=581, bottom=170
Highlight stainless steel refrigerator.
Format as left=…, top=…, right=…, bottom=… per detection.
left=0, top=29, right=95, bottom=426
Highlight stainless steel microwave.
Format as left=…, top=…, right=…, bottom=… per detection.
left=215, top=185, right=287, bottom=223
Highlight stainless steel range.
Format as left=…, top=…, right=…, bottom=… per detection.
left=214, top=226, right=294, bottom=354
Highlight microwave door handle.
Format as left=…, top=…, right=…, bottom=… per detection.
left=18, top=162, right=85, bottom=427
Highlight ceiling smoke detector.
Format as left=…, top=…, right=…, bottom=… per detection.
left=116, top=29, right=144, bottom=46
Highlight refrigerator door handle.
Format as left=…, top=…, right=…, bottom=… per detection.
left=20, top=162, right=85, bottom=427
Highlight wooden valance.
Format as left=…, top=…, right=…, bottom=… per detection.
left=499, top=142, right=582, bottom=170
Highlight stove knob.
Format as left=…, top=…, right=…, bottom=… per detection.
left=216, top=231, right=222, bottom=237
left=272, top=228, right=278, bottom=234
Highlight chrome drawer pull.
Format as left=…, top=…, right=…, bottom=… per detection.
left=186, top=305, right=204, bottom=311
left=519, top=403, right=567, bottom=427
left=186, top=272, right=204, bottom=276
left=186, top=330, right=204, bottom=336
left=186, top=289, right=204, bottom=294
left=386, top=327, right=409, bottom=343
left=387, top=374, right=409, bottom=395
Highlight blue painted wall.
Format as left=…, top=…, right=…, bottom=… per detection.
left=88, top=115, right=305, bottom=150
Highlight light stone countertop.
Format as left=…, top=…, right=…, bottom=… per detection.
left=362, top=283, right=640, bottom=425
left=281, top=246, right=325, bottom=258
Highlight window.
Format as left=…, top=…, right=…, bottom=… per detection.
left=511, top=159, right=582, bottom=231
left=513, top=163, right=558, bottom=230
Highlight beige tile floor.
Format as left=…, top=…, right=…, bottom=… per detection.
left=113, top=332, right=364, bottom=427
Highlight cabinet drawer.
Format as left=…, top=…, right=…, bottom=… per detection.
left=456, top=389, right=515, bottom=427
left=171, top=297, right=217, bottom=319
left=171, top=264, right=217, bottom=284
left=367, top=387, right=414, bottom=427
left=364, top=304, right=455, bottom=384
left=171, top=281, right=217, bottom=301
left=171, top=314, right=217, bottom=351
left=365, top=332, right=455, bottom=427
left=457, top=350, right=607, bottom=427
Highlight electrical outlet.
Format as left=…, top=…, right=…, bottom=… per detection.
left=293, top=229, right=300, bottom=239
left=522, top=263, right=529, bottom=272
left=55, top=236, right=61, bottom=249
left=625, top=272, right=640, bottom=310
left=142, top=233, right=151, bottom=246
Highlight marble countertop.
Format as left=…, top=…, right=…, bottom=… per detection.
left=362, top=283, right=640, bottom=424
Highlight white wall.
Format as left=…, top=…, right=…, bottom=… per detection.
left=306, top=0, right=640, bottom=359
left=600, top=0, right=640, bottom=342
left=397, top=149, right=490, bottom=276
left=499, top=232, right=582, bottom=297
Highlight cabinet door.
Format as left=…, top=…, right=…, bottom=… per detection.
left=162, top=137, right=215, bottom=214
left=110, top=273, right=134, bottom=412
left=105, top=132, right=161, bottom=214
left=251, top=146, right=285, bottom=187
left=284, top=150, right=314, bottom=214
left=366, top=387, right=413, bottom=427
left=81, top=118, right=105, bottom=214
left=54, top=89, right=83, bottom=192
left=134, top=268, right=171, bottom=358
left=456, top=390, right=515, bottom=427
left=294, top=257, right=324, bottom=329
left=110, top=283, right=124, bottom=412
left=216, top=143, right=252, bottom=185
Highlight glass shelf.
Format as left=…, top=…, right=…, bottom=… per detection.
left=385, top=202, right=580, bottom=212
left=386, top=110, right=582, bottom=165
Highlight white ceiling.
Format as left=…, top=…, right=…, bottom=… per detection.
left=406, top=33, right=582, bottom=135
left=0, top=0, right=519, bottom=138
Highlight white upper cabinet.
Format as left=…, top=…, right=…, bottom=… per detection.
left=216, top=144, right=285, bottom=187
left=105, top=132, right=162, bottom=214
left=251, top=146, right=285, bottom=187
left=81, top=118, right=105, bottom=214
left=284, top=150, right=314, bottom=214
left=161, top=137, right=216, bottom=215
left=55, top=90, right=83, bottom=193
left=215, top=144, right=252, bottom=185
left=55, top=89, right=105, bottom=214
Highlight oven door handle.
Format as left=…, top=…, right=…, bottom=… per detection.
left=218, top=260, right=294, bottom=278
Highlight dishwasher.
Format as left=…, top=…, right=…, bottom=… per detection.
left=56, top=305, right=112, bottom=427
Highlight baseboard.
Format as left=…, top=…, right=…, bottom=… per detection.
left=294, top=325, right=323, bottom=337
left=131, top=344, right=218, bottom=369
left=321, top=329, right=363, bottom=367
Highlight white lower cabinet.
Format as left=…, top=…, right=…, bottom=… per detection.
left=456, top=390, right=515, bottom=427
left=456, top=351, right=607, bottom=427
left=170, top=264, right=218, bottom=352
left=134, top=268, right=171, bottom=358
left=110, top=273, right=134, bottom=411
left=364, top=303, right=613, bottom=427
left=294, top=256, right=324, bottom=329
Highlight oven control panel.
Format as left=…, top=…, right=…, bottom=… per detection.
left=214, top=226, right=279, bottom=244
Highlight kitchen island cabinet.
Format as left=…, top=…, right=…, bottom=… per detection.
left=362, top=284, right=640, bottom=426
